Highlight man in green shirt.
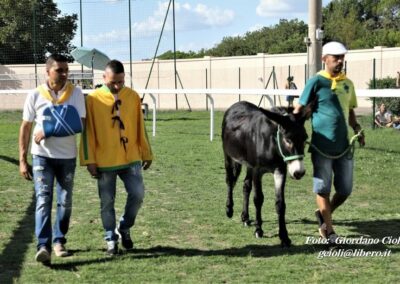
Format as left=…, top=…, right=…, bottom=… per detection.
left=293, top=41, right=365, bottom=245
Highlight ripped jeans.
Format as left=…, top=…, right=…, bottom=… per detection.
left=32, top=155, right=76, bottom=251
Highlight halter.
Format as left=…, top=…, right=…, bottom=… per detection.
left=276, top=126, right=305, bottom=162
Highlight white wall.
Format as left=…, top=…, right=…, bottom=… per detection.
left=1, top=46, right=400, bottom=110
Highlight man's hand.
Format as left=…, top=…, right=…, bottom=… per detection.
left=19, top=160, right=33, bottom=181
left=33, top=130, right=46, bottom=145
left=142, top=160, right=152, bottom=170
left=357, top=131, right=365, bottom=147
left=86, top=164, right=99, bottom=178
left=354, top=124, right=365, bottom=147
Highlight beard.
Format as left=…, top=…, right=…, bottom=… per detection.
left=333, top=64, right=343, bottom=73
left=54, top=77, right=67, bottom=85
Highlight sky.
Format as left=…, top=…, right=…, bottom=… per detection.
left=54, top=0, right=332, bottom=61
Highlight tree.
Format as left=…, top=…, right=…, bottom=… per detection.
left=0, top=0, right=77, bottom=64
left=323, top=1, right=362, bottom=47
left=323, top=0, right=400, bottom=48
left=157, top=50, right=204, bottom=60
left=158, top=1, right=400, bottom=60
left=209, top=19, right=307, bottom=56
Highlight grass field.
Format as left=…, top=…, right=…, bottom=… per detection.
left=0, top=109, right=399, bottom=283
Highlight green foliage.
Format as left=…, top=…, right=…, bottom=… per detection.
left=1, top=110, right=400, bottom=283
left=0, top=0, right=77, bottom=64
left=158, top=0, right=400, bottom=59
left=368, top=76, right=400, bottom=114
left=157, top=50, right=205, bottom=60
left=323, top=0, right=400, bottom=48
left=157, top=19, right=307, bottom=59
left=208, top=19, right=308, bottom=56
left=323, top=0, right=367, bottom=48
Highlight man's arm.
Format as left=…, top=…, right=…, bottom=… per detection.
left=19, top=120, right=33, bottom=180
left=349, top=109, right=365, bottom=146
left=292, top=103, right=303, bottom=114
left=385, top=112, right=394, bottom=127
left=374, top=118, right=383, bottom=127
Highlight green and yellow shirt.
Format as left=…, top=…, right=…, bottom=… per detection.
left=299, top=71, right=357, bottom=155
left=80, top=85, right=153, bottom=171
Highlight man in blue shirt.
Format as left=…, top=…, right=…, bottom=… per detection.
left=293, top=41, right=365, bottom=245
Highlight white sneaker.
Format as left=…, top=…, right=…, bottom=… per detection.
left=106, top=241, right=118, bottom=256
left=35, top=247, right=51, bottom=263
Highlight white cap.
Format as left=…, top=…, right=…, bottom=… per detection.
left=322, top=41, right=347, bottom=56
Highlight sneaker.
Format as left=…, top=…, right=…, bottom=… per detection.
left=53, top=243, right=70, bottom=257
left=35, top=247, right=51, bottom=263
left=106, top=240, right=119, bottom=256
left=116, top=227, right=133, bottom=250
left=315, top=209, right=327, bottom=238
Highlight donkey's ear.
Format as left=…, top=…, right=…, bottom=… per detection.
left=260, top=108, right=292, bottom=127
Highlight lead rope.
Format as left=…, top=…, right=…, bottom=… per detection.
left=305, top=129, right=364, bottom=160
left=276, top=126, right=305, bottom=162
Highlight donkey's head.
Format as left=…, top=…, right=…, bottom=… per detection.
left=261, top=107, right=309, bottom=179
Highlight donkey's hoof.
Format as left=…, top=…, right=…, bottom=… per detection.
left=226, top=207, right=233, bottom=218
left=281, top=238, right=292, bottom=248
left=255, top=229, right=264, bottom=239
left=242, top=220, right=251, bottom=227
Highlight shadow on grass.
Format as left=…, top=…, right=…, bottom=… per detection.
left=47, top=218, right=400, bottom=271
left=364, top=146, right=400, bottom=155
left=49, top=239, right=400, bottom=271
left=335, top=218, right=400, bottom=239
left=0, top=155, right=33, bottom=182
left=292, top=219, right=400, bottom=248
left=0, top=194, right=35, bottom=284
left=0, top=155, right=19, bottom=166
left=297, top=217, right=400, bottom=242
left=49, top=243, right=322, bottom=271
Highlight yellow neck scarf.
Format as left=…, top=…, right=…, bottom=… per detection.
left=318, top=70, right=347, bottom=90
left=37, top=82, right=74, bottom=104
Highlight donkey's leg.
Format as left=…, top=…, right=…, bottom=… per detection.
left=252, top=170, right=264, bottom=238
left=274, top=167, right=291, bottom=247
left=225, top=154, right=242, bottom=218
left=241, top=167, right=252, bottom=226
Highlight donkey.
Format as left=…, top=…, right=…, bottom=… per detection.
left=222, top=101, right=309, bottom=247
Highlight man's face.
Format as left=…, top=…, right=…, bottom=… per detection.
left=323, top=54, right=345, bottom=75
left=104, top=69, right=125, bottom=94
left=380, top=104, right=386, bottom=113
left=47, top=61, right=69, bottom=86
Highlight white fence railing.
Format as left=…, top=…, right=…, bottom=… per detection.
left=2, top=88, right=400, bottom=141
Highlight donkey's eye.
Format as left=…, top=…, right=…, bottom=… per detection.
left=283, top=138, right=293, bottom=150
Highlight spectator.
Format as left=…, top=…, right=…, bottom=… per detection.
left=375, top=103, right=394, bottom=128
left=285, top=76, right=298, bottom=107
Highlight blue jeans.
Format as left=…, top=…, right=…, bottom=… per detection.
left=311, top=151, right=354, bottom=196
left=32, top=155, right=76, bottom=251
left=97, top=163, right=145, bottom=241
